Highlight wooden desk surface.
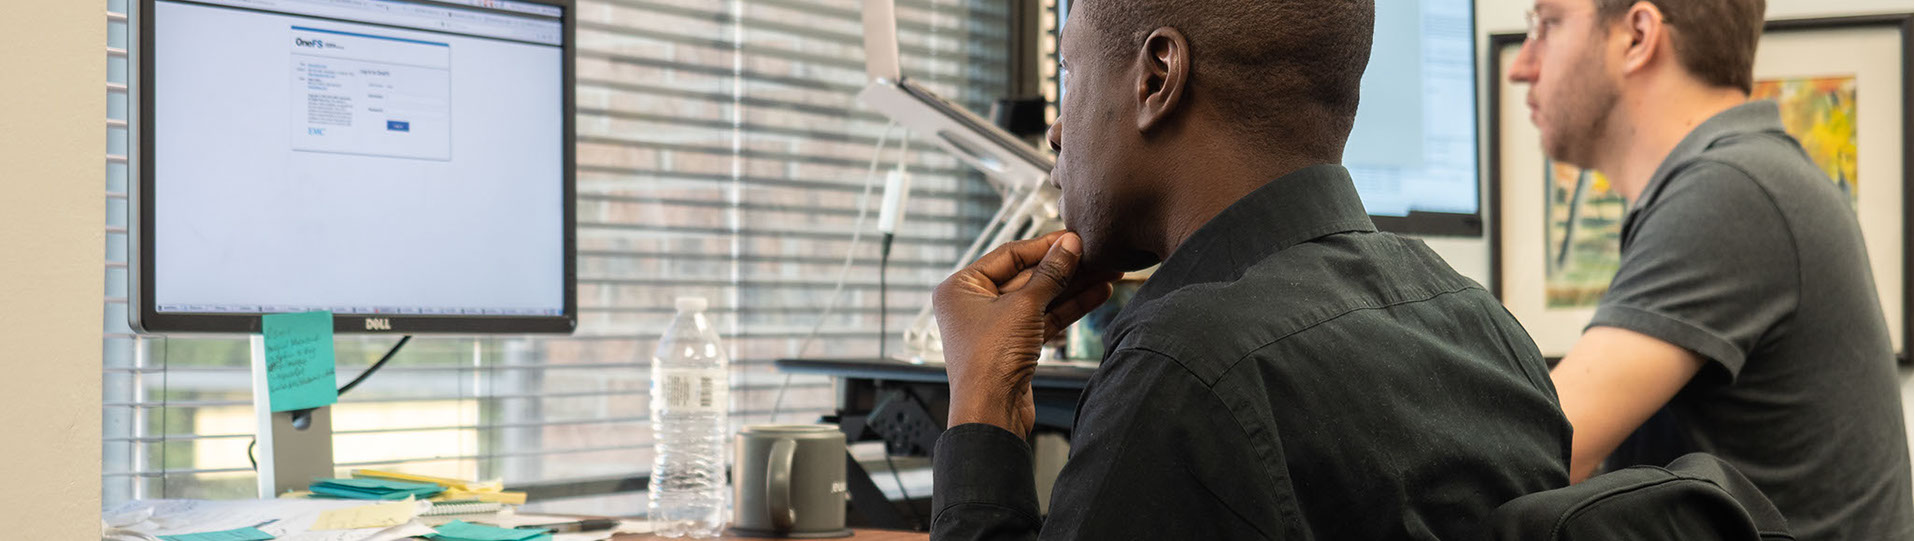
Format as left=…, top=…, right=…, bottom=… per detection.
left=614, top=530, right=927, bottom=540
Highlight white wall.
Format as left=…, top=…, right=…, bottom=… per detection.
left=1431, top=0, right=1914, bottom=284
left=0, top=1, right=106, bottom=536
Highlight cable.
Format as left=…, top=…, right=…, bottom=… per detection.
left=885, top=452, right=926, bottom=530
left=288, top=335, right=411, bottom=428
left=878, top=134, right=910, bottom=363
left=159, top=336, right=170, bottom=498
left=879, top=136, right=923, bottom=531
left=769, top=123, right=899, bottom=422
left=251, top=335, right=412, bottom=471
left=879, top=234, right=892, bottom=362
left=336, top=335, right=412, bottom=396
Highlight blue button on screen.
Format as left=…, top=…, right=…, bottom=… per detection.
left=387, top=120, right=410, bottom=132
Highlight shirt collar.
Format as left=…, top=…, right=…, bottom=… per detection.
left=1634, top=100, right=1790, bottom=209
left=1131, top=164, right=1376, bottom=304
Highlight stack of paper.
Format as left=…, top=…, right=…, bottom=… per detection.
left=310, top=500, right=423, bottom=531
left=353, top=469, right=528, bottom=505
left=311, top=478, right=447, bottom=500
left=105, top=499, right=434, bottom=541
left=156, top=526, right=277, bottom=541
left=429, top=520, right=551, bottom=541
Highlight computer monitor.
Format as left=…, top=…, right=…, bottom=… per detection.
left=132, top=0, right=576, bottom=334
left=1345, top=0, right=1482, bottom=236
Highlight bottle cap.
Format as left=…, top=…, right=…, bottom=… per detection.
left=675, top=297, right=709, bottom=313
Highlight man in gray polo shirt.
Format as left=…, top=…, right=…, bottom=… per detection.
left=1508, top=0, right=1911, bottom=538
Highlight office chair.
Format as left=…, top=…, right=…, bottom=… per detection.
left=1489, top=453, right=1793, bottom=541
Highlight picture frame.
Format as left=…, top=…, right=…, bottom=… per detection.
left=1486, top=15, right=1913, bottom=361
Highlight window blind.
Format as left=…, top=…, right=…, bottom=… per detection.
left=102, top=0, right=1010, bottom=515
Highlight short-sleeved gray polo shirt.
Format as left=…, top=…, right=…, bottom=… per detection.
left=1593, top=101, right=1912, bottom=540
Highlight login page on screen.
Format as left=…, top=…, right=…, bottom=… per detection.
left=151, top=0, right=565, bottom=317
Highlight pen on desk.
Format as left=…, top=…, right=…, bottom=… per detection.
left=523, top=518, right=619, bottom=533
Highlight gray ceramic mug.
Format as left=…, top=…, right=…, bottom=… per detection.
left=731, top=424, right=851, bottom=538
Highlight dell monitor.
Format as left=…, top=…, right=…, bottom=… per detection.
left=132, top=0, right=576, bottom=334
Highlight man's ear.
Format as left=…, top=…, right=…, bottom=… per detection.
left=1135, top=27, right=1189, bottom=133
left=1618, top=2, right=1669, bottom=75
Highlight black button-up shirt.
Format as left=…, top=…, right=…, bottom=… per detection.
left=930, top=164, right=1571, bottom=540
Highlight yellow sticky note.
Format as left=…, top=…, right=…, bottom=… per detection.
left=311, top=500, right=419, bottom=531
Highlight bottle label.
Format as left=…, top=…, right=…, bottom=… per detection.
left=657, top=368, right=728, bottom=412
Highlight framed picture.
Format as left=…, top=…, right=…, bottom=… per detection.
left=1487, top=15, right=1913, bottom=360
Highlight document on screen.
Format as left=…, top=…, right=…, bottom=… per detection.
left=289, top=26, right=451, bottom=161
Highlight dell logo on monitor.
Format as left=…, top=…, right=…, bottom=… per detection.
left=365, top=318, right=392, bottom=331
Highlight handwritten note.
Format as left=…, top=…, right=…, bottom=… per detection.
left=263, top=311, right=338, bottom=412
left=310, top=500, right=420, bottom=530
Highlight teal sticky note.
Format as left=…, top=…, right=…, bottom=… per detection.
left=157, top=527, right=276, bottom=541
left=316, top=478, right=440, bottom=492
left=311, top=484, right=416, bottom=500
left=310, top=477, right=445, bottom=500
left=430, top=520, right=550, bottom=541
left=262, top=310, right=338, bottom=412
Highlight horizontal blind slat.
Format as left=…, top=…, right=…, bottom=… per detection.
left=575, top=165, right=999, bottom=203
left=105, top=392, right=832, bottom=442
left=578, top=250, right=955, bottom=269
left=102, top=381, right=829, bottom=408
left=574, top=135, right=971, bottom=177
left=100, top=357, right=814, bottom=375
left=575, top=192, right=974, bottom=223
left=596, top=0, right=1005, bottom=62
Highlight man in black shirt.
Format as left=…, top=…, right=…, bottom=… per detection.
left=927, top=1, right=1572, bottom=539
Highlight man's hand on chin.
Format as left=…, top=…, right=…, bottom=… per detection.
left=932, top=231, right=1123, bottom=437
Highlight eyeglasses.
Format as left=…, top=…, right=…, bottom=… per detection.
left=1523, top=9, right=1562, bottom=43
left=1525, top=5, right=1673, bottom=43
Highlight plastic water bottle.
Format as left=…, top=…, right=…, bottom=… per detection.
left=648, top=297, right=731, bottom=537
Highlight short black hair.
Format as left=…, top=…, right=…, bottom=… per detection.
left=1072, top=0, right=1375, bottom=160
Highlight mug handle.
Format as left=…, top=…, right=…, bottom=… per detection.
left=767, top=437, right=797, bottom=531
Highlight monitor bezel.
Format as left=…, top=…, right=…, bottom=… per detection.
left=131, top=0, right=578, bottom=334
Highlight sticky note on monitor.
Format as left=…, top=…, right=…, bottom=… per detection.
left=262, top=310, right=338, bottom=412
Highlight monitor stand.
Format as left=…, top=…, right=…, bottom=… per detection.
left=250, top=335, right=336, bottom=498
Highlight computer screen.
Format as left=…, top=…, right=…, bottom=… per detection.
left=1344, top=0, right=1481, bottom=235
left=133, top=0, right=575, bottom=333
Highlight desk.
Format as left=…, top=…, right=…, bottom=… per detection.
left=616, top=530, right=926, bottom=540
left=775, top=358, right=1095, bottom=436
left=774, top=358, right=1096, bottom=530
left=775, top=358, right=1098, bottom=390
